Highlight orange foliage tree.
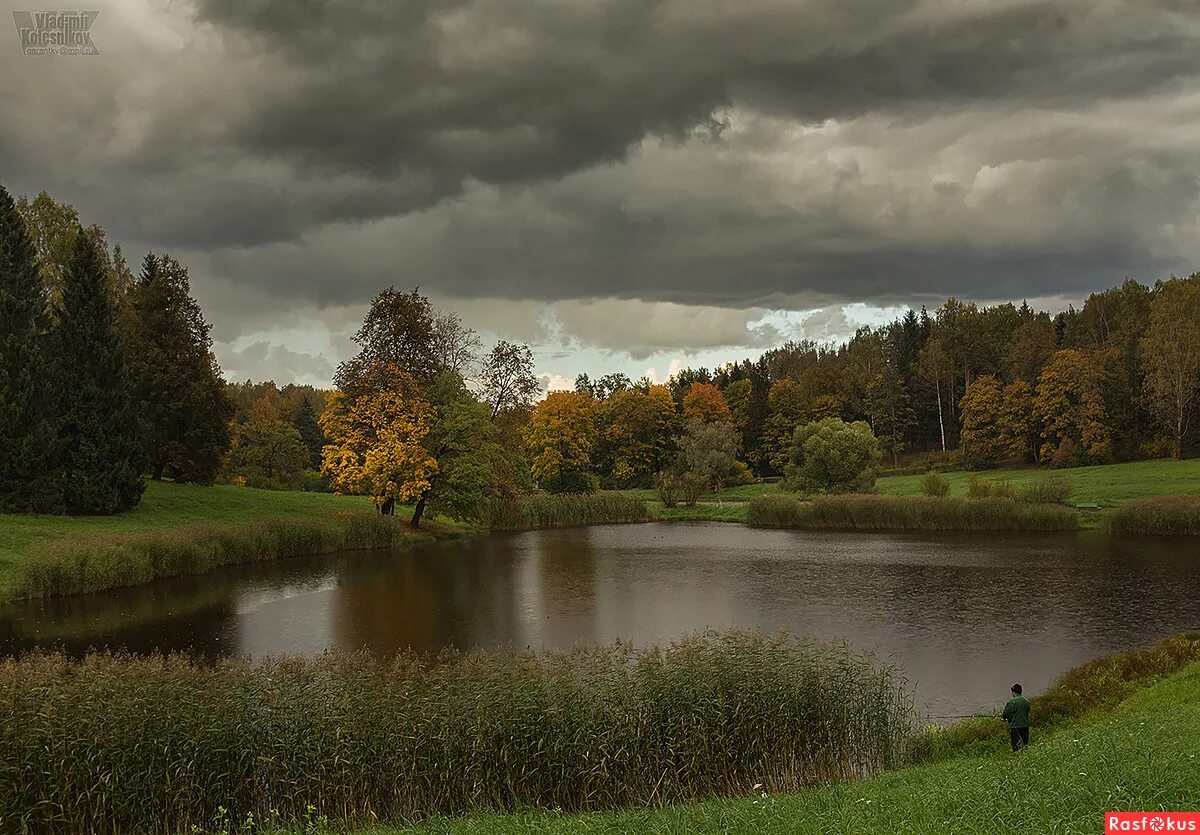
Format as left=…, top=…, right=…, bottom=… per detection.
left=682, top=382, right=732, bottom=425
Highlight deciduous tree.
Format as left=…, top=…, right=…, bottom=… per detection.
left=783, top=418, right=881, bottom=493
left=1034, top=349, right=1111, bottom=465
left=525, top=391, right=597, bottom=492
left=480, top=340, right=540, bottom=418
left=959, top=375, right=1006, bottom=466
left=320, top=364, right=436, bottom=513
left=1141, top=277, right=1200, bottom=459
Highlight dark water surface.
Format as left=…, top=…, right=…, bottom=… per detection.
left=3, top=523, right=1198, bottom=717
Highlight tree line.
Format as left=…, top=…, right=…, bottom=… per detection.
left=0, top=187, right=230, bottom=514
left=3, top=183, right=1197, bottom=520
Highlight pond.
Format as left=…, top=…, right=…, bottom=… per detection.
left=3, top=522, right=1198, bottom=718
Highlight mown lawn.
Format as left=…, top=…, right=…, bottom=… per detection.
left=877, top=458, right=1200, bottom=506
left=362, top=661, right=1200, bottom=835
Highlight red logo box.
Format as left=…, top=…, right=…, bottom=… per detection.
left=1106, top=813, right=1200, bottom=832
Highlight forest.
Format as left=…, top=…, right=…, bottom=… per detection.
left=2, top=185, right=1199, bottom=525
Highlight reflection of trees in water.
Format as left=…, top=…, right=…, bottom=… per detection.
left=527, top=529, right=600, bottom=650
left=330, top=538, right=530, bottom=656
left=0, top=580, right=240, bottom=659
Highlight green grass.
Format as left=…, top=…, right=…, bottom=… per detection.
left=0, top=482, right=462, bottom=599
left=358, top=660, right=1200, bottom=835
left=877, top=458, right=1200, bottom=506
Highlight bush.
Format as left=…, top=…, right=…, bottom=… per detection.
left=747, top=494, right=1078, bottom=532
left=921, top=471, right=950, bottom=497
left=782, top=419, right=882, bottom=493
left=966, top=476, right=1015, bottom=500
left=0, top=632, right=915, bottom=834
left=654, top=471, right=680, bottom=508
left=1109, top=496, right=1200, bottom=536
left=1018, top=477, right=1074, bottom=505
left=492, top=491, right=648, bottom=529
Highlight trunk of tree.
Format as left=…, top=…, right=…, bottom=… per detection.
left=935, top=378, right=946, bottom=452
left=1176, top=392, right=1185, bottom=460
left=379, top=496, right=395, bottom=516
left=152, top=461, right=165, bottom=480
left=410, top=496, right=426, bottom=528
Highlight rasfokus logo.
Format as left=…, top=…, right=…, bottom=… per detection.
left=1107, top=813, right=1200, bottom=832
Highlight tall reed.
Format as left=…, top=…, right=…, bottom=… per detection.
left=9, top=511, right=446, bottom=600
left=747, top=494, right=1078, bottom=531
left=1109, top=496, right=1200, bottom=536
left=493, top=491, right=649, bottom=529
left=0, top=632, right=914, bottom=834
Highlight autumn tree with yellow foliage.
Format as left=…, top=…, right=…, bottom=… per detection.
left=682, top=382, right=732, bottom=425
left=320, top=363, right=436, bottom=516
left=525, top=390, right=598, bottom=492
left=1034, top=349, right=1111, bottom=466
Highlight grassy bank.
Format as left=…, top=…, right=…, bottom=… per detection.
left=382, top=659, right=1200, bottom=835
left=0, top=482, right=464, bottom=600
left=747, top=494, right=1079, bottom=532
left=877, top=457, right=1200, bottom=507
left=0, top=632, right=912, bottom=834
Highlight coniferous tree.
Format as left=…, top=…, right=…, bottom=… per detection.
left=124, top=253, right=232, bottom=483
left=0, top=185, right=61, bottom=512
left=290, top=395, right=325, bottom=469
left=49, top=230, right=144, bottom=513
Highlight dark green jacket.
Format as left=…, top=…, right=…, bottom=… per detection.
left=1003, top=695, right=1031, bottom=729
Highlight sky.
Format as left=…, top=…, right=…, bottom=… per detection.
left=3, top=0, right=1199, bottom=392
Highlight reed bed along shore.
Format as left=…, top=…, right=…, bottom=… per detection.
left=746, top=494, right=1079, bottom=532
left=7, top=511, right=454, bottom=600
left=913, top=631, right=1200, bottom=760
left=0, top=631, right=914, bottom=834
left=1109, top=495, right=1200, bottom=536
left=493, top=491, right=649, bottom=529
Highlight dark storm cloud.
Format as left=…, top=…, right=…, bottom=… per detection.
left=1, top=0, right=1198, bottom=371
left=189, top=0, right=1199, bottom=189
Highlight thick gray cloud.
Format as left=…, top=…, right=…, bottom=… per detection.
left=1, top=0, right=1198, bottom=382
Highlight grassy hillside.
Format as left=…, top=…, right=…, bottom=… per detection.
left=0, top=482, right=422, bottom=596
left=636, top=459, right=1200, bottom=526
left=369, top=661, right=1200, bottom=835
left=877, top=458, right=1200, bottom=506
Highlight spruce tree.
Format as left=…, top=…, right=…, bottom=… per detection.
left=290, top=395, right=324, bottom=469
left=124, top=253, right=232, bottom=483
left=0, top=184, right=61, bottom=512
left=50, top=230, right=145, bottom=513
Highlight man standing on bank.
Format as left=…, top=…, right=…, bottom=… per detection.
left=1002, top=683, right=1031, bottom=751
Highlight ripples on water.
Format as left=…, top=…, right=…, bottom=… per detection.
left=3, top=522, right=1198, bottom=717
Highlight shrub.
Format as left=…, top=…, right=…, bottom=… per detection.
left=782, top=419, right=882, bottom=493
left=0, top=632, right=915, bottom=834
left=654, top=471, right=680, bottom=508
left=747, top=494, right=1078, bottom=532
left=1109, top=496, right=1200, bottom=536
left=493, top=491, right=648, bottom=529
left=921, top=471, right=950, bottom=497
left=966, top=476, right=1015, bottom=500
left=1018, top=477, right=1074, bottom=505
